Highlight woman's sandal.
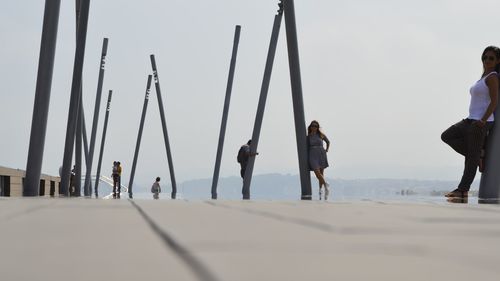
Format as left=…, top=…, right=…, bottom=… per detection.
left=445, top=188, right=468, bottom=198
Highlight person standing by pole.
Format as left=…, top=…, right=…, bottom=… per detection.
left=237, top=140, right=259, bottom=179
left=151, top=177, right=161, bottom=200
left=116, top=161, right=122, bottom=198
left=307, top=120, right=331, bottom=200
left=112, top=161, right=118, bottom=198
left=441, top=46, right=500, bottom=200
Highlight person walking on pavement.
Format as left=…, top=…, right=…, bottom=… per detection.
left=307, top=120, right=331, bottom=200
left=237, top=139, right=258, bottom=179
left=151, top=177, right=161, bottom=200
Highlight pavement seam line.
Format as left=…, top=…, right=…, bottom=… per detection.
left=206, top=201, right=399, bottom=236
left=129, top=200, right=221, bottom=281
left=207, top=201, right=338, bottom=233
left=0, top=200, right=57, bottom=222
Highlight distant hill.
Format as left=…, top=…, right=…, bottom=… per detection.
left=149, top=174, right=477, bottom=200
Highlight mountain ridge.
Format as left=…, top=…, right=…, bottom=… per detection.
left=133, top=173, right=476, bottom=200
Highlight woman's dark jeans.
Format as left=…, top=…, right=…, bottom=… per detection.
left=441, top=119, right=493, bottom=191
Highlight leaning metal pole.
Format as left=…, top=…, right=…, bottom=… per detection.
left=74, top=101, right=83, bottom=196
left=283, top=0, right=312, bottom=199
left=94, top=90, right=112, bottom=197
left=77, top=102, right=91, bottom=195
left=74, top=0, right=83, bottom=197
left=81, top=105, right=90, bottom=195
left=24, top=0, right=62, bottom=196
left=81, top=106, right=89, bottom=167
left=128, top=75, right=153, bottom=199
left=242, top=6, right=283, bottom=200
left=60, top=0, right=91, bottom=196
left=150, top=55, right=178, bottom=199
left=211, top=25, right=241, bottom=200
left=74, top=0, right=92, bottom=196
left=84, top=38, right=109, bottom=196
left=81, top=105, right=91, bottom=195
left=479, top=105, right=500, bottom=203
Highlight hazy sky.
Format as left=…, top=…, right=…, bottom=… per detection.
left=1, top=0, right=499, bottom=186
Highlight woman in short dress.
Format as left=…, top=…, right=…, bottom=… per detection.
left=441, top=46, right=500, bottom=199
left=307, top=120, right=331, bottom=200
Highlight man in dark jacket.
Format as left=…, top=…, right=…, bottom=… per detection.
left=237, top=140, right=258, bottom=179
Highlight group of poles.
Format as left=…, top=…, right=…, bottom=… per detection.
left=211, top=2, right=312, bottom=199
left=23, top=0, right=178, bottom=199
left=22, top=0, right=315, bottom=200
left=24, top=0, right=114, bottom=198
left=211, top=0, right=500, bottom=202
left=20, top=0, right=500, bottom=202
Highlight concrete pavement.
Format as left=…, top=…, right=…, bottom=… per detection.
left=1, top=198, right=500, bottom=281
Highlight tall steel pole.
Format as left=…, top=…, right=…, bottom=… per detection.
left=283, top=0, right=312, bottom=200
left=24, top=0, right=62, bottom=196
left=81, top=106, right=90, bottom=167
left=74, top=0, right=92, bottom=196
left=74, top=102, right=83, bottom=196
left=150, top=55, right=178, bottom=199
left=211, top=25, right=241, bottom=200
left=94, top=90, right=112, bottom=197
left=74, top=0, right=83, bottom=197
left=128, top=75, right=153, bottom=199
left=60, top=0, right=91, bottom=196
left=479, top=105, right=500, bottom=203
left=81, top=105, right=90, bottom=196
left=84, top=38, right=109, bottom=196
left=242, top=7, right=283, bottom=200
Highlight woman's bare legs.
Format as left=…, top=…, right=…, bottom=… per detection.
left=314, top=169, right=327, bottom=199
left=320, top=168, right=330, bottom=199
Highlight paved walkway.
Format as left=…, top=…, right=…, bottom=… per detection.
left=1, top=198, right=500, bottom=281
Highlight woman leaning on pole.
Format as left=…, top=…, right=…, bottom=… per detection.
left=441, top=46, right=500, bottom=199
left=307, top=120, right=331, bottom=200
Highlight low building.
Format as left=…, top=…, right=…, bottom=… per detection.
left=0, top=166, right=60, bottom=197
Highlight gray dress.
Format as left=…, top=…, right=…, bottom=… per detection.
left=308, top=133, right=330, bottom=171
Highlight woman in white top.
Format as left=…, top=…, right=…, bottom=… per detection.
left=441, top=46, right=500, bottom=199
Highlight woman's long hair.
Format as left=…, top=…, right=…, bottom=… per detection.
left=307, top=120, right=325, bottom=138
left=482, top=46, right=500, bottom=73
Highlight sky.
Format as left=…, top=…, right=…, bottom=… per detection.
left=1, top=0, right=499, bottom=187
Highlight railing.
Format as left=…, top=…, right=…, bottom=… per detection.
left=92, top=175, right=128, bottom=199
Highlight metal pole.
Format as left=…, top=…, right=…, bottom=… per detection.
left=81, top=104, right=91, bottom=196
left=242, top=7, right=283, bottom=200
left=84, top=38, right=109, bottom=197
left=128, top=75, right=153, bottom=199
left=76, top=0, right=81, bottom=23
left=74, top=0, right=83, bottom=197
left=74, top=0, right=91, bottom=196
left=211, top=25, right=241, bottom=200
left=24, top=0, right=62, bottom=196
left=150, top=55, right=178, bottom=199
left=479, top=105, right=500, bottom=203
left=283, top=0, right=312, bottom=200
left=74, top=102, right=82, bottom=197
left=60, top=0, right=91, bottom=196
left=81, top=105, right=90, bottom=168
left=94, top=90, right=112, bottom=197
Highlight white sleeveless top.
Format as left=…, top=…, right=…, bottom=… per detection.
left=468, top=71, right=498, bottom=121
